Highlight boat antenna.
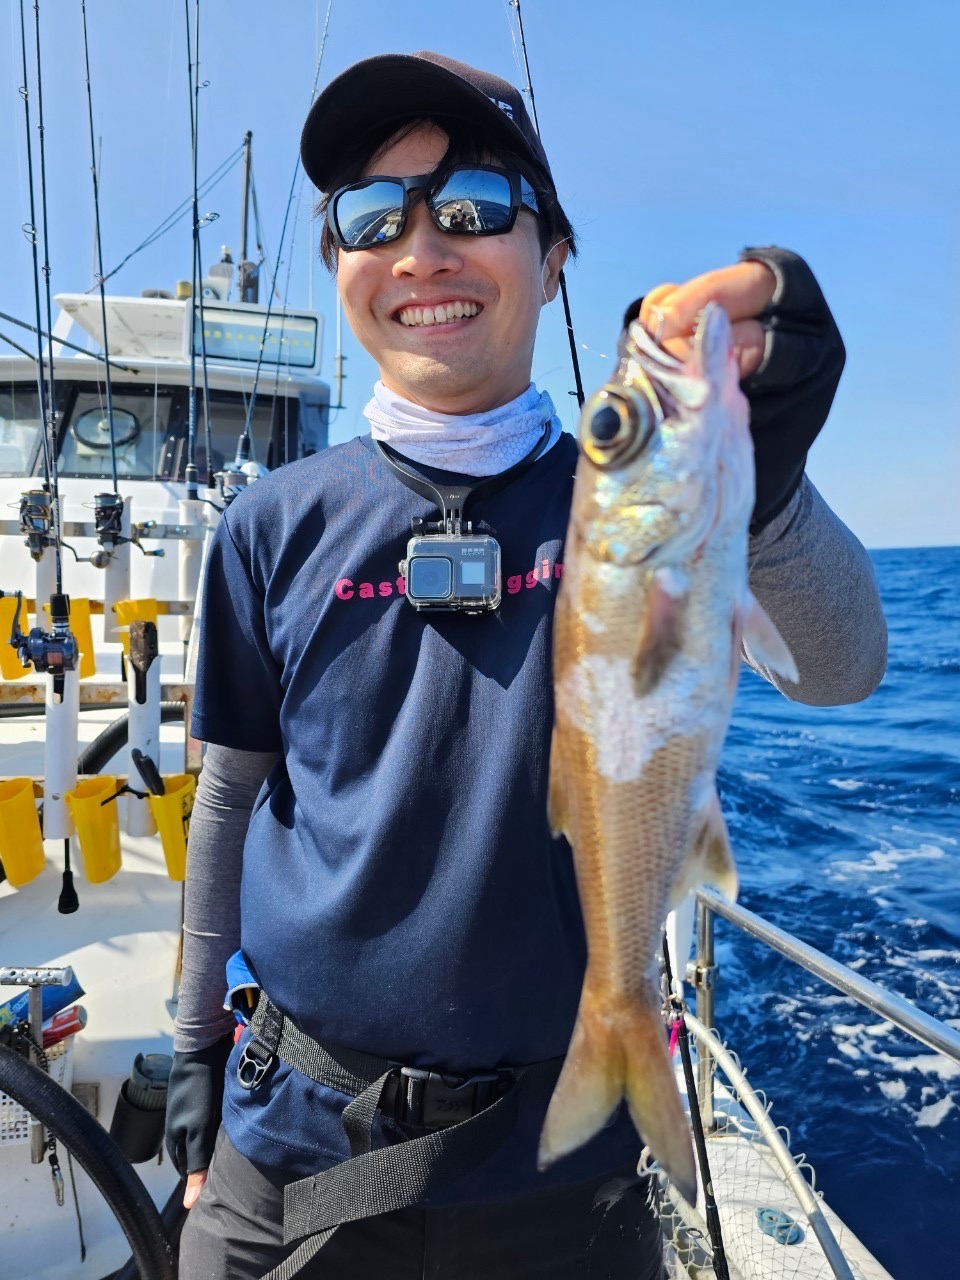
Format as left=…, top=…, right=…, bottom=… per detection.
left=18, top=0, right=61, bottom=594
left=238, top=131, right=257, bottom=303
left=233, top=0, right=333, bottom=468
left=508, top=0, right=584, bottom=408
left=80, top=0, right=120, bottom=494
left=332, top=292, right=345, bottom=411
left=184, top=0, right=215, bottom=493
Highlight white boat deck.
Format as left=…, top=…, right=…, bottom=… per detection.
left=0, top=710, right=183, bottom=1277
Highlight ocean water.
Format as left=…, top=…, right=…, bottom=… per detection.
left=716, top=546, right=959, bottom=1280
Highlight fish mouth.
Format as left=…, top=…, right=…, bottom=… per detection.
left=393, top=300, right=484, bottom=328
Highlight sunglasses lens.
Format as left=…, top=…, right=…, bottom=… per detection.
left=431, top=170, right=515, bottom=233
left=334, top=179, right=406, bottom=249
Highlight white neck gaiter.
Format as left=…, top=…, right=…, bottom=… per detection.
left=363, top=381, right=561, bottom=476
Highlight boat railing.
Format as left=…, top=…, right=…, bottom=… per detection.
left=665, top=889, right=960, bottom=1280
left=690, top=887, right=960, bottom=1133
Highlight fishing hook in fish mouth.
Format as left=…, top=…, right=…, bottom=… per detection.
left=647, top=306, right=666, bottom=346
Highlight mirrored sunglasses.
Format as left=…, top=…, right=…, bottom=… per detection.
left=327, top=166, right=540, bottom=252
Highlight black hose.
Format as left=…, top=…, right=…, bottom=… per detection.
left=105, top=1179, right=188, bottom=1280
left=0, top=1043, right=176, bottom=1280
left=29, top=703, right=187, bottom=834
left=0, top=701, right=187, bottom=907
left=77, top=702, right=186, bottom=776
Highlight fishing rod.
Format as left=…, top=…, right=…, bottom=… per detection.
left=267, top=164, right=311, bottom=464
left=234, top=0, right=333, bottom=470
left=0, top=311, right=137, bottom=373
left=508, top=0, right=585, bottom=409
left=183, top=0, right=214, bottom=493
left=0, top=331, right=39, bottom=361
left=661, top=935, right=731, bottom=1279
left=80, top=0, right=119, bottom=495
left=0, top=311, right=138, bottom=373
left=92, top=141, right=244, bottom=292
left=30, top=0, right=64, bottom=572
left=17, top=1, right=56, bottom=573
left=17, top=0, right=81, bottom=916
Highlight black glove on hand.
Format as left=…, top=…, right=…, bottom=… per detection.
left=622, top=247, right=845, bottom=533
left=165, top=1033, right=234, bottom=1176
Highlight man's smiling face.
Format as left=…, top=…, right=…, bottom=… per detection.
left=336, top=123, right=565, bottom=415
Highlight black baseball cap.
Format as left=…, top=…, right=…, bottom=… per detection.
left=300, top=51, right=555, bottom=194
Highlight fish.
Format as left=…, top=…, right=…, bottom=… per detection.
left=540, top=302, right=798, bottom=1203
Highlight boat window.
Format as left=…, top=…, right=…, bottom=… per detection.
left=0, top=383, right=44, bottom=475
left=58, top=386, right=176, bottom=479
left=171, top=392, right=278, bottom=479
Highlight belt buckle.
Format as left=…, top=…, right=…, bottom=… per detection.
left=397, top=1066, right=511, bottom=1130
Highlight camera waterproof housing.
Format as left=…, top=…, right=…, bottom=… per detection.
left=373, top=426, right=549, bottom=617
left=401, top=533, right=501, bottom=613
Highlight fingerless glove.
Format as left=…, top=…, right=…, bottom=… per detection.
left=164, top=1033, right=234, bottom=1176
left=621, top=247, right=845, bottom=533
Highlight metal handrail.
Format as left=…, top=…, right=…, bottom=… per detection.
left=681, top=888, right=957, bottom=1278
left=696, top=888, right=960, bottom=1064
left=685, top=1013, right=859, bottom=1280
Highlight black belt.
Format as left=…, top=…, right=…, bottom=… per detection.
left=238, top=992, right=564, bottom=1280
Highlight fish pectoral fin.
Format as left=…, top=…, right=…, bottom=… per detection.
left=740, top=591, right=799, bottom=684
left=547, top=730, right=569, bottom=839
left=632, top=568, right=689, bottom=696
left=538, top=999, right=623, bottom=1172
left=695, top=791, right=738, bottom=902
left=672, top=791, right=738, bottom=906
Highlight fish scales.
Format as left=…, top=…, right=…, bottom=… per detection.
left=540, top=304, right=798, bottom=1204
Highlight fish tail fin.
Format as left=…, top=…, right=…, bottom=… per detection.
left=623, top=1002, right=697, bottom=1206
left=539, top=990, right=697, bottom=1206
left=538, top=990, right=624, bottom=1171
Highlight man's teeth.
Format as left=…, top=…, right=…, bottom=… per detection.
left=398, top=301, right=481, bottom=327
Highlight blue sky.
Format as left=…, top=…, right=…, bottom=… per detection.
left=1, top=0, right=957, bottom=548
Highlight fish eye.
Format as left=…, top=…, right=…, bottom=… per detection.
left=580, top=387, right=656, bottom=465
left=590, top=405, right=622, bottom=442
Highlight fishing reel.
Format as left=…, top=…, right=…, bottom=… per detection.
left=10, top=591, right=78, bottom=674
left=76, top=494, right=164, bottom=567
left=6, top=591, right=78, bottom=684
left=17, top=490, right=56, bottom=563
left=214, top=462, right=268, bottom=509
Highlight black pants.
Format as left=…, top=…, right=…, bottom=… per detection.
left=179, top=1128, right=667, bottom=1280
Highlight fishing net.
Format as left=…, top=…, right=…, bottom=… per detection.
left=654, top=1016, right=893, bottom=1280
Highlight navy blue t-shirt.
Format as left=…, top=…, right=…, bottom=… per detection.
left=192, top=432, right=643, bottom=1201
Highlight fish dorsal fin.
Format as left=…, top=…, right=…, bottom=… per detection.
left=741, top=591, right=799, bottom=683
left=632, top=568, right=689, bottom=696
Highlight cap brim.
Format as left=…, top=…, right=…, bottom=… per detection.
left=301, top=54, right=546, bottom=192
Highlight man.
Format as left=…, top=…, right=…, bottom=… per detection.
left=167, top=51, right=887, bottom=1280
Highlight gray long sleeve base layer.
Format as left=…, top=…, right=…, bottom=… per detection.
left=174, top=474, right=887, bottom=1054
left=175, top=746, right=277, bottom=1053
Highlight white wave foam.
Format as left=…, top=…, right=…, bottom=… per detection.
left=828, top=778, right=865, bottom=791
left=872, top=1049, right=960, bottom=1082
left=916, top=1096, right=955, bottom=1128
left=831, top=841, right=948, bottom=877
left=879, top=1079, right=907, bottom=1100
